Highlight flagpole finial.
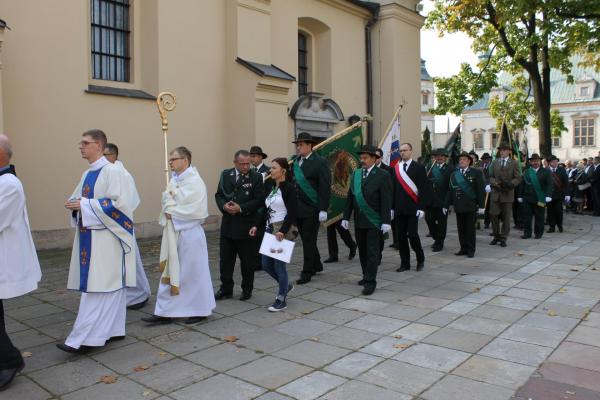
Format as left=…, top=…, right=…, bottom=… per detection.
left=362, top=114, right=373, bottom=122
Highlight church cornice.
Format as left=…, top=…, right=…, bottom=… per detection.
left=317, top=0, right=373, bottom=19
left=378, top=3, right=425, bottom=28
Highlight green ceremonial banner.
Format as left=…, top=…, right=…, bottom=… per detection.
left=314, top=124, right=364, bottom=227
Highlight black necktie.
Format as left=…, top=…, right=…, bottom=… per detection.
left=403, top=163, right=408, bottom=172
left=502, top=159, right=506, bottom=168
left=299, top=157, right=304, bottom=167
left=363, top=168, right=368, bottom=179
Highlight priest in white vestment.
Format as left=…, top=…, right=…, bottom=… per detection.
left=104, top=143, right=151, bottom=309
left=58, top=130, right=137, bottom=354
left=0, top=134, right=42, bottom=389
left=142, top=146, right=216, bottom=325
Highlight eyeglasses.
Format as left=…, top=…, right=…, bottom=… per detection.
left=103, top=152, right=116, bottom=156
left=79, top=140, right=98, bottom=146
left=168, top=157, right=184, bottom=163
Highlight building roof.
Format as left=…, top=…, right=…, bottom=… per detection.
left=346, top=0, right=380, bottom=13
left=421, top=59, right=432, bottom=81
left=465, top=56, right=600, bottom=111
left=236, top=58, right=296, bottom=81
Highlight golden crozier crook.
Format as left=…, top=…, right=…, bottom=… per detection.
left=156, top=91, right=177, bottom=187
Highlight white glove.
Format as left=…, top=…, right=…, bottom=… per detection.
left=564, top=196, right=571, bottom=202
left=517, top=198, right=523, bottom=203
left=341, top=220, right=349, bottom=230
left=381, top=224, right=391, bottom=233
left=442, top=208, right=448, bottom=215
left=416, top=210, right=425, bottom=220
left=391, top=209, right=395, bottom=219
left=318, top=211, right=327, bottom=222
left=478, top=208, right=485, bottom=215
left=545, top=197, right=552, bottom=203
left=485, top=184, right=491, bottom=193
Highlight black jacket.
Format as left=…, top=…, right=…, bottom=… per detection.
left=548, top=167, right=569, bottom=199
left=255, top=180, right=298, bottom=234
left=343, top=167, right=392, bottom=229
left=445, top=167, right=485, bottom=213
left=290, top=153, right=331, bottom=218
left=426, top=162, right=451, bottom=208
left=391, top=160, right=430, bottom=215
left=517, top=167, right=553, bottom=204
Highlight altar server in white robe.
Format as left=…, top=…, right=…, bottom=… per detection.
left=104, top=142, right=151, bottom=310
left=58, top=129, right=137, bottom=354
left=0, top=134, right=42, bottom=389
left=142, top=146, right=216, bottom=325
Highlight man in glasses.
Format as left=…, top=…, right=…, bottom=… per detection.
left=103, top=143, right=151, bottom=310
left=58, top=129, right=138, bottom=354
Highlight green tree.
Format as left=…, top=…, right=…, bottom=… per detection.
left=421, top=126, right=432, bottom=162
left=427, top=0, right=600, bottom=157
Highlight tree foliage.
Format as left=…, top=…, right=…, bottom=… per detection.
left=421, top=126, right=433, bottom=161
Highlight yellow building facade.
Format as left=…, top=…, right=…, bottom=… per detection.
left=0, top=0, right=423, bottom=248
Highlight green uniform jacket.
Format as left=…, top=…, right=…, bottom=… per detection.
left=444, top=167, right=485, bottom=213
left=517, top=167, right=552, bottom=204
left=549, top=167, right=569, bottom=200
left=291, top=153, right=331, bottom=218
left=427, top=162, right=452, bottom=208
left=215, top=168, right=265, bottom=239
left=343, top=167, right=392, bottom=229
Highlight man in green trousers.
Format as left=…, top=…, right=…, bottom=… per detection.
left=517, top=153, right=552, bottom=239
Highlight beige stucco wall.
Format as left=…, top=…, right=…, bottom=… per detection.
left=0, top=0, right=423, bottom=248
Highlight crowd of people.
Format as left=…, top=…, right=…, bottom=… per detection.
left=0, top=128, right=596, bottom=390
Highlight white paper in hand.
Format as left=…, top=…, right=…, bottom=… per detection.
left=259, top=232, right=296, bottom=264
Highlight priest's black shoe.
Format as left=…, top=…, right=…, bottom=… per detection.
left=416, top=262, right=425, bottom=271
left=184, top=316, right=207, bottom=325
left=520, top=235, right=531, bottom=239
left=107, top=336, right=126, bottom=343
left=454, top=250, right=467, bottom=256
left=127, top=297, right=148, bottom=310
left=534, top=234, right=543, bottom=239
left=239, top=291, right=252, bottom=301
left=0, top=361, right=24, bottom=390
left=214, top=289, right=233, bottom=300
left=362, top=286, right=375, bottom=296
left=56, top=343, right=90, bottom=354
left=547, top=228, right=555, bottom=233
left=141, top=315, right=172, bottom=325
left=357, top=279, right=365, bottom=285
left=396, top=266, right=410, bottom=272
left=323, top=257, right=338, bottom=263
left=296, top=275, right=311, bottom=284
left=348, top=246, right=357, bottom=260
left=466, top=252, right=475, bottom=258
left=499, top=240, right=507, bottom=247
left=490, top=238, right=499, bottom=245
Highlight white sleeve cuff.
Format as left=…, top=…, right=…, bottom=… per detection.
left=80, top=199, right=103, bottom=228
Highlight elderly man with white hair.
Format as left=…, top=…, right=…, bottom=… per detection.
left=0, top=134, right=42, bottom=389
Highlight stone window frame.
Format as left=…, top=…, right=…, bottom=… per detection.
left=573, top=116, right=596, bottom=147
left=298, top=31, right=310, bottom=96
left=472, top=129, right=485, bottom=150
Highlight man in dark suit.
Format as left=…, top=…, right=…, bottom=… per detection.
left=489, top=143, right=522, bottom=247
left=445, top=152, right=485, bottom=258
left=478, top=153, right=492, bottom=229
left=425, top=148, right=451, bottom=252
left=341, top=145, right=392, bottom=295
left=391, top=142, right=430, bottom=271
left=546, top=155, right=569, bottom=232
left=591, top=157, right=600, bottom=216
left=291, top=132, right=331, bottom=284
left=215, top=150, right=265, bottom=301
left=376, top=148, right=398, bottom=250
left=517, top=153, right=552, bottom=239
left=249, top=146, right=270, bottom=271
left=324, top=222, right=356, bottom=263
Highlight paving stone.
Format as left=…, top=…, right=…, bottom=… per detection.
left=213, top=298, right=259, bottom=316
left=324, top=352, right=384, bottom=378
left=278, top=371, right=346, bottom=400
left=335, top=298, right=389, bottom=313
left=256, top=393, right=294, bottom=400
left=235, top=308, right=296, bottom=328
left=29, top=357, right=114, bottom=395
left=305, top=307, right=364, bottom=325
left=439, top=300, right=480, bottom=315
left=192, top=316, right=260, bottom=339
left=487, top=296, right=539, bottom=311
left=582, top=311, right=600, bottom=328
left=228, top=356, right=312, bottom=389
left=129, top=358, right=213, bottom=393
left=393, top=343, right=470, bottom=372
left=539, top=361, right=600, bottom=393
left=285, top=299, right=327, bottom=317
left=184, top=343, right=262, bottom=371
left=517, top=312, right=579, bottom=332
left=448, top=315, right=510, bottom=336
left=5, top=302, right=65, bottom=321
left=401, top=295, right=453, bottom=309
left=532, top=301, right=593, bottom=319
left=422, top=374, right=514, bottom=400
left=422, top=327, right=493, bottom=353
left=514, top=377, right=600, bottom=400
left=91, top=341, right=173, bottom=375
left=127, top=321, right=186, bottom=340
left=479, top=338, right=553, bottom=366
left=358, top=359, right=443, bottom=395
left=503, top=287, right=551, bottom=301
left=500, top=324, right=569, bottom=347
left=372, top=303, right=432, bottom=321
left=360, top=336, right=414, bottom=358
left=275, top=318, right=335, bottom=338
left=320, top=380, right=411, bottom=400
left=453, top=355, right=536, bottom=389
left=0, top=376, right=52, bottom=400
left=61, top=376, right=160, bottom=400
left=549, top=341, right=600, bottom=372
left=391, top=323, right=439, bottom=341
left=417, top=310, right=461, bottom=327
left=344, top=314, right=409, bottom=334
left=170, top=374, right=266, bottom=400
left=467, top=304, right=527, bottom=323
left=274, top=340, right=350, bottom=368
left=10, top=329, right=56, bottom=349
left=149, top=330, right=220, bottom=356
left=316, top=326, right=380, bottom=350
left=299, top=290, right=351, bottom=305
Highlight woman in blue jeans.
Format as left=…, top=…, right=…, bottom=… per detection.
left=250, top=157, right=298, bottom=311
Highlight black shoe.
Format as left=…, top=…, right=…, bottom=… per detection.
left=141, top=315, right=172, bottom=325
left=466, top=253, right=475, bottom=258
left=0, top=361, right=24, bottom=391
left=416, top=262, right=425, bottom=271
left=253, top=265, right=263, bottom=271
left=534, top=234, right=543, bottom=239
left=56, top=343, right=90, bottom=354
left=558, top=226, right=563, bottom=233
left=314, top=266, right=324, bottom=273
left=389, top=243, right=399, bottom=249
left=489, top=232, right=495, bottom=236
left=499, top=241, right=507, bottom=247
left=214, top=290, right=233, bottom=300
left=323, top=257, right=338, bottom=263
left=239, top=291, right=252, bottom=301
left=127, top=298, right=149, bottom=310
left=184, top=316, right=207, bottom=324
left=520, top=235, right=531, bottom=239
left=106, top=336, right=126, bottom=343
left=484, top=225, right=490, bottom=229
left=432, top=245, right=443, bottom=252
left=357, top=279, right=365, bottom=286
left=454, top=250, right=467, bottom=256
left=490, top=239, right=499, bottom=245
left=547, top=228, right=555, bottom=233
left=296, top=276, right=311, bottom=284
left=396, top=266, right=410, bottom=272
left=362, top=286, right=375, bottom=296
left=348, top=247, right=357, bottom=260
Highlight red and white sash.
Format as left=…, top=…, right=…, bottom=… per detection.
left=395, top=162, right=419, bottom=203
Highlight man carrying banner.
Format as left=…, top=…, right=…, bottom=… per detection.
left=444, top=152, right=485, bottom=257
left=478, top=153, right=492, bottom=229
left=341, top=145, right=392, bottom=295
left=425, top=148, right=452, bottom=252
left=392, top=143, right=429, bottom=271
left=546, top=155, right=569, bottom=233
left=292, top=132, right=331, bottom=284
left=58, top=129, right=137, bottom=353
left=488, top=143, right=521, bottom=247
left=517, top=153, right=552, bottom=239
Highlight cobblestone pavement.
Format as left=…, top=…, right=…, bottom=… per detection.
left=4, top=214, right=600, bottom=400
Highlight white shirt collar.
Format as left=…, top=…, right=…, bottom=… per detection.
left=173, top=166, right=193, bottom=182
left=302, top=152, right=312, bottom=160
left=364, top=164, right=375, bottom=175
left=89, top=156, right=109, bottom=171
left=403, top=159, right=412, bottom=167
